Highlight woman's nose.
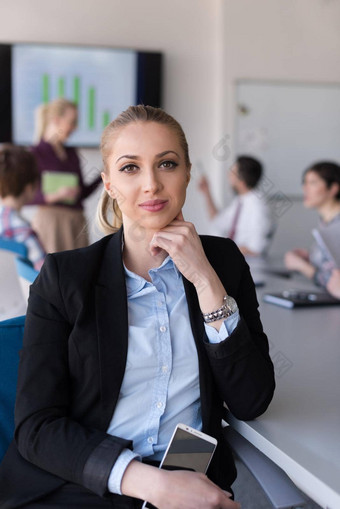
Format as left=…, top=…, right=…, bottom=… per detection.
left=142, top=169, right=163, bottom=193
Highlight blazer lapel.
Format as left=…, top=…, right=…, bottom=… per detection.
left=95, top=227, right=128, bottom=428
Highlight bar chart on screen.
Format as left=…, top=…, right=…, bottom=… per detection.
left=40, top=73, right=110, bottom=131
left=12, top=44, right=137, bottom=146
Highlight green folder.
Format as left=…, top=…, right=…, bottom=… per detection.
left=42, top=171, right=79, bottom=204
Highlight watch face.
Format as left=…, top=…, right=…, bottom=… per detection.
left=226, top=296, right=237, bottom=313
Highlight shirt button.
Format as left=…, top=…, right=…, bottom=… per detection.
left=147, top=436, right=153, bottom=444
left=157, top=402, right=163, bottom=409
left=157, top=301, right=163, bottom=307
left=160, top=326, right=166, bottom=333
left=162, top=365, right=168, bottom=373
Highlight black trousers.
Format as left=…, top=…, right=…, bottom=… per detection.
left=23, top=482, right=234, bottom=508
left=22, top=483, right=144, bottom=509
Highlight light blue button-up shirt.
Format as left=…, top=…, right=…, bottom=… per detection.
left=107, top=256, right=239, bottom=494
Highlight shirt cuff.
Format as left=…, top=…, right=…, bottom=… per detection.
left=107, top=448, right=141, bottom=495
left=204, top=310, right=240, bottom=344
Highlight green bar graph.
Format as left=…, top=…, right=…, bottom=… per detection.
left=40, top=73, right=112, bottom=133
left=73, top=76, right=80, bottom=105
left=58, top=77, right=65, bottom=98
left=88, top=87, right=95, bottom=129
left=102, top=110, right=110, bottom=128
left=42, top=74, right=49, bottom=103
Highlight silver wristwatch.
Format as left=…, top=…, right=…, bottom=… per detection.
left=202, top=295, right=238, bottom=323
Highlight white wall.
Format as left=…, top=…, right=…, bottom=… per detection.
left=1, top=0, right=340, bottom=249
left=217, top=0, right=340, bottom=250
left=221, top=0, right=340, bottom=148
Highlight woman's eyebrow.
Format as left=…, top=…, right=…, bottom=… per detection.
left=116, top=154, right=140, bottom=163
left=116, top=150, right=180, bottom=163
left=156, top=150, right=180, bottom=158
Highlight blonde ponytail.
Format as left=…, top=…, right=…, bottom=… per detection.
left=34, top=104, right=49, bottom=142
left=96, top=189, right=123, bottom=235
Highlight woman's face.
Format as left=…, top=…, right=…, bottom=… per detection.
left=54, top=108, right=78, bottom=142
left=102, top=121, right=190, bottom=235
left=303, top=171, right=338, bottom=209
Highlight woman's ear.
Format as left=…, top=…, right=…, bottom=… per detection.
left=330, top=182, right=340, bottom=199
left=101, top=171, right=112, bottom=195
left=186, top=164, right=192, bottom=184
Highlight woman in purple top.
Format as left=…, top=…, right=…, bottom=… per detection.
left=30, top=98, right=101, bottom=253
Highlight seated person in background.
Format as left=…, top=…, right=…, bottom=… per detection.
left=285, top=162, right=340, bottom=287
left=327, top=269, right=340, bottom=299
left=198, top=156, right=273, bottom=256
left=0, top=144, right=45, bottom=270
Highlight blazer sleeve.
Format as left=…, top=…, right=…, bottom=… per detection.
left=203, top=242, right=275, bottom=420
left=14, top=254, right=132, bottom=497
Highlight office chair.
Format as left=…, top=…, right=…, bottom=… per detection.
left=0, top=242, right=27, bottom=320
left=15, top=257, right=39, bottom=302
left=0, top=238, right=28, bottom=258
left=0, top=315, right=25, bottom=462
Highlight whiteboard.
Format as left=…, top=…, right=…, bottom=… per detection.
left=235, top=80, right=340, bottom=197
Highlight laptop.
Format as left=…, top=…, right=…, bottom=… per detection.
left=263, top=289, right=340, bottom=309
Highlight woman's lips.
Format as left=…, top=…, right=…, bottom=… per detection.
left=139, top=200, right=168, bottom=212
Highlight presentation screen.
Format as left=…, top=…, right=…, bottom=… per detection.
left=0, top=43, right=162, bottom=147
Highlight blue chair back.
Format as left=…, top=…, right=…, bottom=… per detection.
left=0, top=315, right=25, bottom=461
left=0, top=238, right=28, bottom=258
left=15, top=257, right=39, bottom=283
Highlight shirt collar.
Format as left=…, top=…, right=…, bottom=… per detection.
left=123, top=256, right=181, bottom=297
left=319, top=211, right=340, bottom=227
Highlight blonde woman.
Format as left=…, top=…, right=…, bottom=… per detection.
left=30, top=98, right=101, bottom=252
left=0, top=106, right=275, bottom=508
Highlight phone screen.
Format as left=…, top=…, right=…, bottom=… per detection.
left=160, top=426, right=216, bottom=472
left=142, top=425, right=217, bottom=509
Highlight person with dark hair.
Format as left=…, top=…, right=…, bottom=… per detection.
left=0, top=144, right=46, bottom=270
left=198, top=156, right=273, bottom=256
left=285, top=161, right=340, bottom=287
left=0, top=106, right=275, bottom=508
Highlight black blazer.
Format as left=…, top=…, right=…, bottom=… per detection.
left=0, top=228, right=275, bottom=508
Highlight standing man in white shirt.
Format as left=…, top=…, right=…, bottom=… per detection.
left=198, top=156, right=273, bottom=256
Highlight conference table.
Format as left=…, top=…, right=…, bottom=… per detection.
left=224, top=259, right=340, bottom=509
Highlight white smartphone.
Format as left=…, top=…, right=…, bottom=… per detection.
left=142, top=423, right=217, bottom=509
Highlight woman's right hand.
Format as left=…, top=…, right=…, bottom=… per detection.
left=198, top=175, right=210, bottom=194
left=152, top=469, right=241, bottom=509
left=284, top=250, right=315, bottom=279
left=327, top=269, right=340, bottom=299
left=284, top=250, right=308, bottom=271
left=292, top=248, right=309, bottom=261
left=45, top=185, right=80, bottom=204
left=121, top=461, right=240, bottom=509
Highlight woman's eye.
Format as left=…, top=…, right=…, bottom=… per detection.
left=120, top=164, right=138, bottom=173
left=160, top=160, right=178, bottom=169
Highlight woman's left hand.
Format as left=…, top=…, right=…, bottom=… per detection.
left=284, top=250, right=316, bottom=279
left=150, top=212, right=212, bottom=290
